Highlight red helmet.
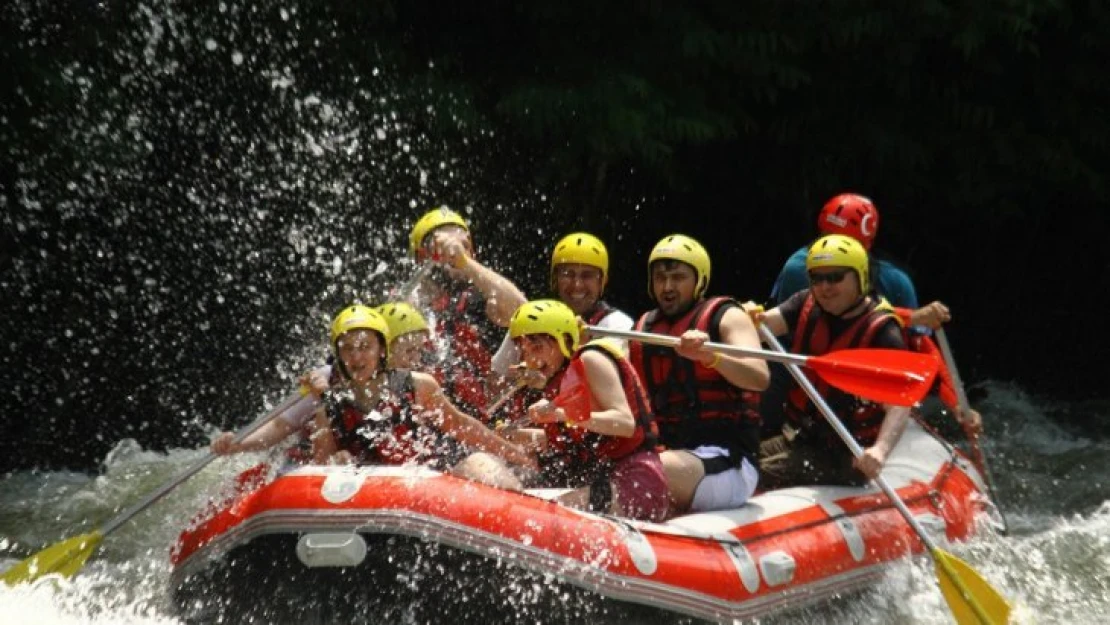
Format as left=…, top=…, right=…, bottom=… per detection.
left=817, top=193, right=880, bottom=249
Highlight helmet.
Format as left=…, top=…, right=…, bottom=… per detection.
left=509, top=299, right=581, bottom=359
left=376, top=302, right=429, bottom=340
left=409, top=206, right=469, bottom=259
left=647, top=234, right=711, bottom=300
left=806, top=234, right=871, bottom=294
left=550, top=232, right=609, bottom=291
left=329, top=305, right=392, bottom=357
left=817, top=193, right=880, bottom=249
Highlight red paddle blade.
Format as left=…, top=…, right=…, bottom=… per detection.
left=806, top=348, right=939, bottom=406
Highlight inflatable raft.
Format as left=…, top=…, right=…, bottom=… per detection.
left=169, top=420, right=994, bottom=623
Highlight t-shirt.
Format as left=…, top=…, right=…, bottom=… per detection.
left=778, top=290, right=906, bottom=351
left=490, top=306, right=634, bottom=374
left=769, top=245, right=926, bottom=335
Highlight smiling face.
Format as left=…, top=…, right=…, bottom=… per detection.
left=650, top=260, right=698, bottom=317
left=336, top=329, right=385, bottom=383
left=513, top=334, right=566, bottom=380
left=808, top=266, right=863, bottom=316
left=554, top=262, right=604, bottom=316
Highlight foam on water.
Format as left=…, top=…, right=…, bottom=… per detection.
left=2, top=384, right=1108, bottom=623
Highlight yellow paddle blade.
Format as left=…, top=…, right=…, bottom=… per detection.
left=1, top=531, right=104, bottom=586
left=934, top=547, right=1011, bottom=624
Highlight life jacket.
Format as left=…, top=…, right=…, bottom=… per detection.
left=584, top=301, right=614, bottom=326
left=426, top=286, right=498, bottom=417
left=537, top=340, right=659, bottom=488
left=891, top=307, right=960, bottom=411
left=630, top=297, right=762, bottom=466
left=324, top=370, right=445, bottom=466
left=784, top=293, right=899, bottom=447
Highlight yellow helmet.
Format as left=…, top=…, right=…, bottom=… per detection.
left=550, top=232, right=609, bottom=291
left=329, top=305, right=392, bottom=357
left=409, top=206, right=469, bottom=259
left=376, top=302, right=429, bottom=340
left=509, top=299, right=581, bottom=359
left=648, top=234, right=711, bottom=300
left=806, top=234, right=871, bottom=294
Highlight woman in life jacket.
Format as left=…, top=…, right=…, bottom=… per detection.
left=310, top=305, right=535, bottom=488
left=489, top=232, right=635, bottom=415
left=755, top=234, right=913, bottom=488
left=492, top=300, right=669, bottom=522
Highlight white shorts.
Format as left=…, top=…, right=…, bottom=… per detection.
left=688, top=446, right=759, bottom=512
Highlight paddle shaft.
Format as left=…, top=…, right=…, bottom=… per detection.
left=486, top=378, right=529, bottom=415
left=100, top=390, right=307, bottom=536
left=759, top=326, right=995, bottom=624
left=587, top=326, right=812, bottom=367
left=933, top=328, right=969, bottom=411
left=934, top=327, right=1009, bottom=535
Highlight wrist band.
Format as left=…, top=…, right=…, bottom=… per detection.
left=706, top=352, right=721, bottom=369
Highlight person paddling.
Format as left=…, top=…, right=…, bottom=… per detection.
left=630, top=235, right=769, bottom=516
left=310, top=305, right=534, bottom=488
left=492, top=300, right=669, bottom=521
left=762, top=192, right=977, bottom=437
left=756, top=235, right=913, bottom=488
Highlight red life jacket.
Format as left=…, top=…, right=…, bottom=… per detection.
left=891, top=307, right=960, bottom=411
left=630, top=297, right=762, bottom=465
left=785, top=293, right=898, bottom=446
left=584, top=301, right=614, bottom=326
left=325, top=370, right=445, bottom=466
left=428, top=287, right=496, bottom=417
left=537, top=341, right=659, bottom=488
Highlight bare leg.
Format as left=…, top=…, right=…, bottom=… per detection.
left=449, top=452, right=524, bottom=491
left=660, top=450, right=706, bottom=515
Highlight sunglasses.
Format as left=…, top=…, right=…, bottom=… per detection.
left=807, top=269, right=851, bottom=285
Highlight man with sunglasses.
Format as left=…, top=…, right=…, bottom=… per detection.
left=761, top=193, right=957, bottom=438
left=754, top=234, right=912, bottom=488
left=768, top=192, right=950, bottom=327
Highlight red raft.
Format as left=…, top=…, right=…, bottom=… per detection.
left=169, top=420, right=995, bottom=623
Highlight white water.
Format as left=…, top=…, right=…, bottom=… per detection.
left=2, top=383, right=1107, bottom=624
left=4, top=1, right=1108, bottom=621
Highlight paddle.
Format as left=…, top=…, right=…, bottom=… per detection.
left=757, top=325, right=1011, bottom=624
left=1, top=388, right=308, bottom=586
left=934, top=327, right=1010, bottom=535
left=391, top=260, right=435, bottom=303
left=587, top=325, right=938, bottom=407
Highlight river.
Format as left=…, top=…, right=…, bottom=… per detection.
left=2, top=382, right=1107, bottom=623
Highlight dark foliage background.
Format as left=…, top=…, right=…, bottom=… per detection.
left=2, top=0, right=1106, bottom=472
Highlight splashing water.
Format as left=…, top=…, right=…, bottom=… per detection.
left=3, top=0, right=1108, bottom=622
left=2, top=382, right=1107, bottom=623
